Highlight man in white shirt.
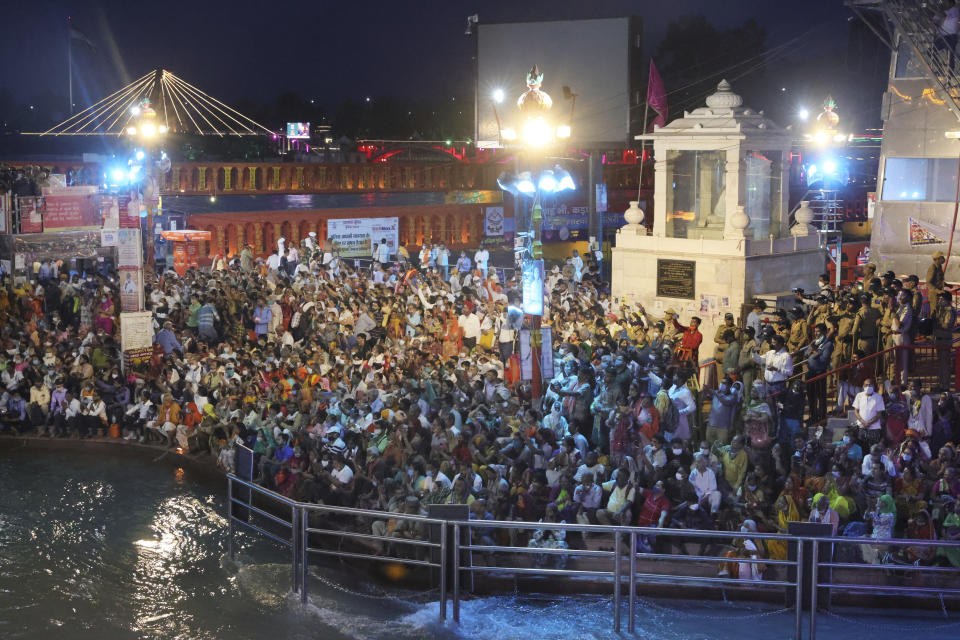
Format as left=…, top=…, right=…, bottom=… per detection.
left=689, top=455, right=722, bottom=513
left=458, top=308, right=481, bottom=351
left=473, top=247, right=489, bottom=279
left=376, top=238, right=391, bottom=265
left=852, top=377, right=885, bottom=445
left=861, top=443, right=897, bottom=478
left=266, top=251, right=281, bottom=272
left=752, top=334, right=793, bottom=395
left=571, top=250, right=584, bottom=283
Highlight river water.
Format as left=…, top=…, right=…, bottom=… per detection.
left=2, top=447, right=959, bottom=640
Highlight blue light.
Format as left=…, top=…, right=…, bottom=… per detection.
left=516, top=172, right=536, bottom=194
left=554, top=165, right=575, bottom=191
left=135, top=150, right=145, bottom=161
left=823, top=160, right=837, bottom=175
left=538, top=170, right=557, bottom=192
left=521, top=259, right=544, bottom=316
left=110, top=168, right=127, bottom=183
left=808, top=165, right=818, bottom=176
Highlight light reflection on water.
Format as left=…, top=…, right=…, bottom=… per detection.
left=0, top=450, right=300, bottom=640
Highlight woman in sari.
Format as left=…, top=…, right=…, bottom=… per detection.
left=442, top=313, right=463, bottom=359
left=719, top=519, right=765, bottom=580
left=94, top=292, right=115, bottom=335
left=766, top=495, right=800, bottom=560
left=903, top=510, right=937, bottom=565
left=894, top=466, right=927, bottom=522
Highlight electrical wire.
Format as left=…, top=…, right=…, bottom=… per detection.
left=163, top=74, right=216, bottom=136
left=165, top=73, right=243, bottom=135
left=169, top=73, right=274, bottom=134
left=103, top=76, right=155, bottom=134
left=37, top=70, right=153, bottom=135
left=56, top=74, right=152, bottom=135
left=161, top=74, right=186, bottom=132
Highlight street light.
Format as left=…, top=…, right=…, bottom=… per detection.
left=493, top=88, right=504, bottom=104
left=124, top=98, right=168, bottom=273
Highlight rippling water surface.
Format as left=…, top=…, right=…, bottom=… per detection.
left=3, top=448, right=960, bottom=640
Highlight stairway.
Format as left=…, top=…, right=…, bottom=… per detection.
left=877, top=0, right=960, bottom=122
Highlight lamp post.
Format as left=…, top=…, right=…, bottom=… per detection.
left=493, top=66, right=576, bottom=405
left=124, top=98, right=168, bottom=275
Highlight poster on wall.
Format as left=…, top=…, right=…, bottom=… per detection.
left=482, top=206, right=515, bottom=249
left=120, top=311, right=154, bottom=367
left=41, top=186, right=99, bottom=230
left=326, top=217, right=399, bottom=258
left=538, top=201, right=628, bottom=242
left=101, top=229, right=118, bottom=247
left=908, top=217, right=948, bottom=246
left=117, top=228, right=142, bottom=267
left=19, top=197, right=43, bottom=233
left=100, top=195, right=119, bottom=229
left=118, top=267, right=143, bottom=312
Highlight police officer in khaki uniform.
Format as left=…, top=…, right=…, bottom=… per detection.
left=809, top=297, right=832, bottom=330
left=830, top=299, right=855, bottom=369
left=787, top=307, right=809, bottom=355
left=713, top=312, right=738, bottom=379
left=642, top=306, right=680, bottom=344
left=927, top=251, right=947, bottom=301
left=852, top=293, right=882, bottom=355
left=737, top=326, right=759, bottom=402
left=861, top=262, right=877, bottom=290
left=933, top=291, right=957, bottom=389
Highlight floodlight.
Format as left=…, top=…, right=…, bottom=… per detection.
left=522, top=117, right=551, bottom=146
left=516, top=171, right=536, bottom=194
left=538, top=170, right=557, bottom=192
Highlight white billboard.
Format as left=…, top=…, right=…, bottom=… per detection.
left=477, top=17, right=638, bottom=147
left=327, top=217, right=399, bottom=259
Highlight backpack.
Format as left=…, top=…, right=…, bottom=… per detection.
left=656, top=390, right=679, bottom=433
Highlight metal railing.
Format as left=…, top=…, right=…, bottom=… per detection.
left=225, top=475, right=960, bottom=639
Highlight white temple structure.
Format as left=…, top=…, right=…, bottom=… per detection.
left=611, top=80, right=825, bottom=348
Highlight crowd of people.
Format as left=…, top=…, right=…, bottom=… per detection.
left=2, top=238, right=960, bottom=580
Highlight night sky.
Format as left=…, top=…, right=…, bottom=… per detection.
left=0, top=0, right=887, bottom=140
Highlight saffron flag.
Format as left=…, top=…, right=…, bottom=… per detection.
left=646, top=59, right=668, bottom=131
left=908, top=217, right=948, bottom=246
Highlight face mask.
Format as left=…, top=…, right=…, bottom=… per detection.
left=701, top=448, right=709, bottom=456
left=903, top=454, right=912, bottom=462
left=842, top=436, right=851, bottom=445
left=740, top=526, right=750, bottom=534
left=689, top=503, right=699, bottom=511
left=748, top=485, right=757, bottom=491
left=672, top=448, right=682, bottom=455
left=832, top=471, right=840, bottom=477
left=865, top=386, right=874, bottom=395
left=675, top=472, right=684, bottom=481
